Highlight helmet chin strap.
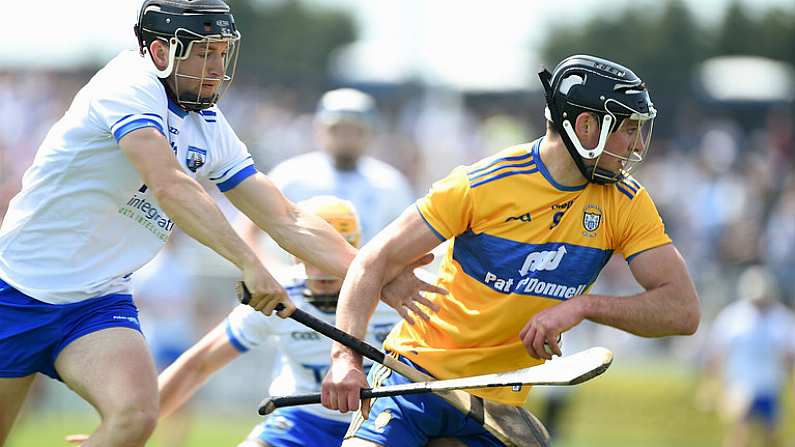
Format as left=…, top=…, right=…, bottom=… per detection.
left=152, top=37, right=180, bottom=78
left=561, top=114, right=613, bottom=160
left=549, top=109, right=622, bottom=185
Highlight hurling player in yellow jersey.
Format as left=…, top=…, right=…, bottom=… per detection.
left=322, top=55, right=701, bottom=447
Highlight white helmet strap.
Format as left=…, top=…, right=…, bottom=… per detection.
left=561, top=113, right=613, bottom=160
left=152, top=37, right=180, bottom=78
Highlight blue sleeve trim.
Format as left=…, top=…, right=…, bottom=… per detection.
left=415, top=203, right=446, bottom=242
left=625, top=243, right=670, bottom=263
left=209, top=155, right=254, bottom=181
left=111, top=114, right=134, bottom=129
left=225, top=320, right=250, bottom=353
left=113, top=118, right=165, bottom=142
left=217, top=164, right=257, bottom=192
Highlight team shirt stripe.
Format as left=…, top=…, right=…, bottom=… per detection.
left=615, top=182, right=635, bottom=200
left=625, top=178, right=641, bottom=190
left=470, top=166, right=539, bottom=188
left=217, top=164, right=257, bottom=192
left=468, top=159, right=537, bottom=183
left=452, top=234, right=613, bottom=300
left=112, top=118, right=165, bottom=142
left=620, top=179, right=639, bottom=194
left=467, top=152, right=532, bottom=177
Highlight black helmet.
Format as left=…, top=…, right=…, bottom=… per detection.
left=134, top=0, right=241, bottom=110
left=539, top=55, right=656, bottom=184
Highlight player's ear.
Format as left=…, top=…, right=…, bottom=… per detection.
left=148, top=40, right=169, bottom=70
left=574, top=113, right=598, bottom=149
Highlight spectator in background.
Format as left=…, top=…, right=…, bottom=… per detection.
left=700, top=265, right=795, bottom=447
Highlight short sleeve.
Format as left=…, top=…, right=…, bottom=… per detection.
left=225, top=304, right=273, bottom=352
left=207, top=110, right=257, bottom=192
left=90, top=71, right=167, bottom=143
left=415, top=165, right=475, bottom=241
left=619, top=188, right=672, bottom=261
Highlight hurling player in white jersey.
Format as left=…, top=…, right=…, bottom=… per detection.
left=0, top=2, right=439, bottom=446
left=156, top=197, right=400, bottom=447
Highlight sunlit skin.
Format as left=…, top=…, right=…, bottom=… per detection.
left=150, top=39, right=231, bottom=102
left=303, top=262, right=344, bottom=296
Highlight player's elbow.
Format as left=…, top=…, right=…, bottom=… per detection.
left=149, top=173, right=196, bottom=206
left=677, top=293, right=701, bottom=336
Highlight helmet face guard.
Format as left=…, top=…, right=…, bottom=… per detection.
left=134, top=0, right=240, bottom=111
left=539, top=55, right=656, bottom=184
left=301, top=287, right=340, bottom=314
left=170, top=32, right=240, bottom=111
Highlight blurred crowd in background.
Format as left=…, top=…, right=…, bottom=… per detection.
left=1, top=0, right=794, bottom=445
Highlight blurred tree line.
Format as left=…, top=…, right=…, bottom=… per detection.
left=229, top=0, right=357, bottom=87
left=541, top=0, right=795, bottom=134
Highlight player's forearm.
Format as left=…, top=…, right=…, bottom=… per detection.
left=331, top=248, right=385, bottom=362
left=158, top=326, right=239, bottom=418
left=266, top=208, right=356, bottom=279
left=576, top=283, right=700, bottom=337
left=226, top=174, right=355, bottom=278
left=153, top=176, right=258, bottom=270
left=158, top=355, right=211, bottom=418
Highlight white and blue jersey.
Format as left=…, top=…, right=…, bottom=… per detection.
left=268, top=151, right=414, bottom=243
left=707, top=300, right=795, bottom=425
left=225, top=266, right=399, bottom=423
left=0, top=50, right=256, bottom=304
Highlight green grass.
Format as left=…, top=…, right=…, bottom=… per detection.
left=6, top=362, right=794, bottom=446
left=6, top=411, right=261, bottom=447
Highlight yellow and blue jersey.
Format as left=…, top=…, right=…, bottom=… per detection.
left=384, top=137, right=671, bottom=405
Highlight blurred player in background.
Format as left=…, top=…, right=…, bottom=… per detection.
left=131, top=237, right=198, bottom=447
left=240, top=88, right=417, bottom=271
left=700, top=265, right=795, bottom=447
left=321, top=55, right=701, bottom=446
left=264, top=88, right=415, bottom=244
left=0, top=1, right=434, bottom=445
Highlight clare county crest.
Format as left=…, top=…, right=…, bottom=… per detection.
left=186, top=146, right=207, bottom=172
left=582, top=204, right=603, bottom=232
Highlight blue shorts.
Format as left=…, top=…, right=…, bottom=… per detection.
left=0, top=279, right=142, bottom=381
left=248, top=407, right=348, bottom=447
left=746, top=393, right=779, bottom=427
left=347, top=356, right=503, bottom=447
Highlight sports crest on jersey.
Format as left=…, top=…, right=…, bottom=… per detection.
left=582, top=204, right=603, bottom=233
left=186, top=146, right=207, bottom=172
